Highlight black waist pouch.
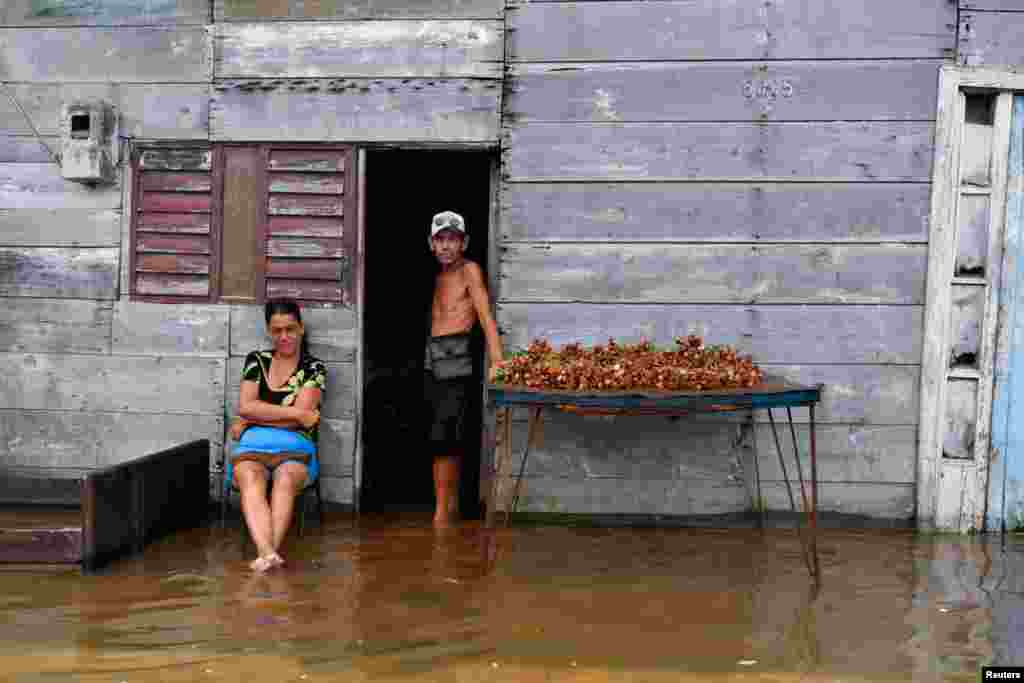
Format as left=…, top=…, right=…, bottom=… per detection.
left=427, top=333, right=473, bottom=380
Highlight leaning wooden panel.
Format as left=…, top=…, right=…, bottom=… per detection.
left=112, top=301, right=229, bottom=357
left=0, top=163, right=120, bottom=210
left=0, top=353, right=226, bottom=414
left=508, top=0, right=955, bottom=62
left=229, top=304, right=357, bottom=361
left=499, top=244, right=926, bottom=305
left=0, top=28, right=211, bottom=82
left=0, top=0, right=209, bottom=25
left=0, top=247, right=118, bottom=299
left=0, top=410, right=221, bottom=468
left=0, top=209, right=120, bottom=247
left=503, top=122, right=935, bottom=181
left=958, top=11, right=1024, bottom=67
left=0, top=83, right=209, bottom=139
left=501, top=182, right=930, bottom=243
left=497, top=303, right=923, bottom=365
left=211, top=78, right=501, bottom=142
left=507, top=61, right=941, bottom=123
left=0, top=298, right=112, bottom=355
left=216, top=21, right=502, bottom=79
left=215, top=0, right=503, bottom=21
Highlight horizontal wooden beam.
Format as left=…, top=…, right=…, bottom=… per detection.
left=0, top=353, right=226, bottom=414
left=503, top=122, right=935, bottom=181
left=496, top=303, right=923, bottom=365
left=0, top=27, right=211, bottom=82
left=0, top=164, right=120, bottom=211
left=215, top=0, right=504, bottom=21
left=508, top=0, right=955, bottom=62
left=0, top=247, right=118, bottom=299
left=959, top=10, right=1024, bottom=67
left=112, top=301, right=229, bottom=357
left=499, top=243, right=926, bottom=305
left=0, top=298, right=112, bottom=354
left=0, top=0, right=210, bottom=26
left=212, top=78, right=501, bottom=142
left=506, top=61, right=941, bottom=123
left=0, top=137, right=60, bottom=163
left=0, top=209, right=120, bottom=247
left=501, top=182, right=929, bottom=243
left=0, top=410, right=222, bottom=468
left=216, top=21, right=503, bottom=79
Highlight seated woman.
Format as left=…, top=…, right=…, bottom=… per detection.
left=228, top=298, right=326, bottom=572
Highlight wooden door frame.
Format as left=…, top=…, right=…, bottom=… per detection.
left=918, top=66, right=1024, bottom=531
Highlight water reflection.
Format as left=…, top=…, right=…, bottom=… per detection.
left=1, top=512, right=1024, bottom=681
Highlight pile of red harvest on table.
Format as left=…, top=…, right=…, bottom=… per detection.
left=493, top=336, right=763, bottom=392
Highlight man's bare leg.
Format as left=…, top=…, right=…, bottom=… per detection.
left=268, top=462, right=307, bottom=563
left=235, top=462, right=278, bottom=571
left=433, top=454, right=460, bottom=525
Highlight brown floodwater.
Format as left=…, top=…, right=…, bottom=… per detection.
left=2, top=510, right=1023, bottom=682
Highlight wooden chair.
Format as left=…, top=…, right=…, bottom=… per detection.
left=219, top=438, right=324, bottom=538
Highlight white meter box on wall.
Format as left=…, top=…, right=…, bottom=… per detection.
left=60, top=100, right=118, bottom=184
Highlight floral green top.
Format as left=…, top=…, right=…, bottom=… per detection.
left=241, top=350, right=327, bottom=442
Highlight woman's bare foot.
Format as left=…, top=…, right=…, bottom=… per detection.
left=267, top=552, right=285, bottom=568
left=250, top=555, right=276, bottom=572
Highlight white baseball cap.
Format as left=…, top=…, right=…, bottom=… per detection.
left=430, top=210, right=466, bottom=238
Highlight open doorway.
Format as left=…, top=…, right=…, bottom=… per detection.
left=360, top=149, right=494, bottom=518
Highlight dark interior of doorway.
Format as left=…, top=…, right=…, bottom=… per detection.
left=361, top=150, right=493, bottom=518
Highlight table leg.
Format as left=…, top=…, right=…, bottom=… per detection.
left=486, top=406, right=512, bottom=529
left=749, top=410, right=765, bottom=529
left=809, top=403, right=820, bottom=578
left=507, top=407, right=542, bottom=526
left=771, top=408, right=814, bottom=578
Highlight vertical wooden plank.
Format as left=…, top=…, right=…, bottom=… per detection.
left=989, top=94, right=1024, bottom=532
left=220, top=145, right=265, bottom=303
left=353, top=148, right=366, bottom=510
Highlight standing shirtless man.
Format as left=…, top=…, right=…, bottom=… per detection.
left=424, top=210, right=503, bottom=525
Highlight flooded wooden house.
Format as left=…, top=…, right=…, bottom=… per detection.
left=4, top=0, right=1024, bottom=532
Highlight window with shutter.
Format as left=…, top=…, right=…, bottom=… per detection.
left=130, top=144, right=354, bottom=307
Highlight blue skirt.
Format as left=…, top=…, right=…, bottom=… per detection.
left=227, top=426, right=318, bottom=487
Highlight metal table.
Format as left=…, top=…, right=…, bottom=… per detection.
left=485, top=376, right=824, bottom=577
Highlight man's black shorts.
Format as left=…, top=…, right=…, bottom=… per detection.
left=422, top=371, right=472, bottom=454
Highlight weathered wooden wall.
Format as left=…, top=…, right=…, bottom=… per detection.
left=959, top=2, right=1024, bottom=68
left=495, top=0, right=958, bottom=520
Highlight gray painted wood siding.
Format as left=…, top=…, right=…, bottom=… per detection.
left=0, top=0, right=210, bottom=26
left=0, top=164, right=120, bottom=210
left=212, top=78, right=501, bottom=142
left=216, top=21, right=503, bottom=78
left=0, top=137, right=62, bottom=163
left=499, top=244, right=926, bottom=305
left=230, top=305, right=357, bottom=361
left=112, top=302, right=230, bottom=357
left=503, top=122, right=935, bottom=181
left=0, top=299, right=113, bottom=355
left=0, top=353, right=226, bottom=414
left=0, top=28, right=211, bottom=82
left=501, top=183, right=930, bottom=243
left=506, top=61, right=941, bottom=123
left=0, top=210, right=121, bottom=247
left=0, top=247, right=119, bottom=299
left=215, top=0, right=503, bottom=21
left=959, top=10, right=1024, bottom=67
left=508, top=1, right=955, bottom=62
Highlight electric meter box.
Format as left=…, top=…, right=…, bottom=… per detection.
left=60, top=100, right=118, bottom=184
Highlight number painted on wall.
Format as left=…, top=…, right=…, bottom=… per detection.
left=742, top=80, right=795, bottom=101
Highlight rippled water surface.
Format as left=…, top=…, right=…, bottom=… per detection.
left=2, top=511, right=1023, bottom=682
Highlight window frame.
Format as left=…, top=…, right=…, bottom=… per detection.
left=129, top=141, right=357, bottom=308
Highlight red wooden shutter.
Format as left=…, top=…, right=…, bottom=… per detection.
left=264, top=146, right=353, bottom=307
left=131, top=147, right=216, bottom=302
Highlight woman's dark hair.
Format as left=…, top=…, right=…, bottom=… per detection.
left=265, top=298, right=309, bottom=358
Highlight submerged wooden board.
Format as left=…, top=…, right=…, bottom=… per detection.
left=0, top=353, right=225, bottom=414
left=0, top=209, right=121, bottom=247
left=212, top=78, right=501, bottom=142
left=216, top=21, right=503, bottom=78
left=499, top=243, right=927, bottom=304
left=501, top=182, right=930, bottom=243
left=959, top=11, right=1024, bottom=67
left=0, top=298, right=112, bottom=354
left=497, top=303, right=923, bottom=365
left=0, top=411, right=222, bottom=468
left=229, top=304, right=357, bottom=361
left=0, top=247, right=118, bottom=299
left=0, top=83, right=210, bottom=139
left=215, top=0, right=504, bottom=21
left=508, top=1, right=955, bottom=61
left=503, top=122, right=935, bottom=181
left=112, top=301, right=229, bottom=357
left=0, top=0, right=210, bottom=25
left=506, top=61, right=941, bottom=123
left=0, top=27, right=211, bottom=82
